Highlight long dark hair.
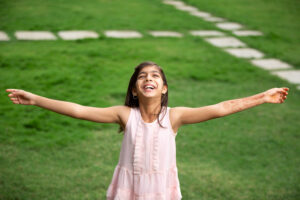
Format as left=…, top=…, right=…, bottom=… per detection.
left=119, top=61, right=169, bottom=132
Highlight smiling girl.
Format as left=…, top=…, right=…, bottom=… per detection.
left=6, top=61, right=289, bottom=200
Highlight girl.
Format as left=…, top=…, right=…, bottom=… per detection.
left=6, top=61, right=289, bottom=200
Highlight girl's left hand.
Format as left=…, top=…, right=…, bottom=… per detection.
left=263, top=87, right=289, bottom=104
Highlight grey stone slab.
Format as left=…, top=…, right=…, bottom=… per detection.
left=233, top=30, right=263, bottom=36
left=297, top=85, right=300, bottom=90
left=216, top=22, right=243, bottom=30
left=163, top=1, right=185, bottom=7
left=205, top=37, right=246, bottom=48
left=0, top=31, right=10, bottom=41
left=202, top=16, right=226, bottom=22
left=58, top=31, right=99, bottom=40
left=104, top=30, right=142, bottom=38
left=175, top=5, right=198, bottom=12
left=251, top=58, right=292, bottom=70
left=15, top=31, right=57, bottom=40
left=190, top=30, right=225, bottom=37
left=189, top=11, right=211, bottom=18
left=225, top=48, right=264, bottom=59
left=148, top=31, right=183, bottom=37
left=271, top=70, right=300, bottom=84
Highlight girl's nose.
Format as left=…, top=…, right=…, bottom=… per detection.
left=146, top=75, right=153, bottom=81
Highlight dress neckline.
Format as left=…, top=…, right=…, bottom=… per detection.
left=137, top=108, right=158, bottom=125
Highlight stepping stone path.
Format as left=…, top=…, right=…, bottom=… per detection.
left=163, top=1, right=185, bottom=7
left=149, top=31, right=183, bottom=37
left=225, top=48, right=264, bottom=59
left=205, top=37, right=246, bottom=48
left=0, top=0, right=298, bottom=90
left=251, top=59, right=292, bottom=70
left=0, top=31, right=10, bottom=41
left=15, top=31, right=57, bottom=40
left=271, top=70, right=300, bottom=84
left=104, top=30, right=142, bottom=38
left=175, top=5, right=198, bottom=12
left=58, top=31, right=99, bottom=40
left=202, top=16, right=225, bottom=22
left=190, top=30, right=225, bottom=37
left=188, top=11, right=211, bottom=18
left=216, top=22, right=243, bottom=30
left=233, top=30, right=263, bottom=36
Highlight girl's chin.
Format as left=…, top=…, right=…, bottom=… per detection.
left=140, top=93, right=160, bottom=98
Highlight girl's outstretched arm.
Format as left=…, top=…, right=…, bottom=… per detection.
left=171, top=87, right=289, bottom=128
left=6, top=89, right=125, bottom=124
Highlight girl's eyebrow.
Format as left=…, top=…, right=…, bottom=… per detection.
left=138, top=70, right=160, bottom=75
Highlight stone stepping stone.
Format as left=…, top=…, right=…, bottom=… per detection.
left=174, top=5, right=198, bottom=12
left=251, top=58, right=292, bottom=70
left=148, top=31, right=183, bottom=37
left=104, top=30, right=142, bottom=38
left=216, top=22, right=243, bottom=30
left=163, top=1, right=185, bottom=7
left=15, top=31, right=57, bottom=40
left=297, top=85, right=300, bottom=90
left=58, top=31, right=99, bottom=40
left=225, top=48, right=264, bottom=59
left=0, top=31, right=10, bottom=41
left=271, top=70, right=300, bottom=84
left=202, top=16, right=226, bottom=22
left=233, top=30, right=263, bottom=36
left=190, top=30, right=225, bottom=37
left=205, top=37, right=246, bottom=48
left=189, top=11, right=211, bottom=18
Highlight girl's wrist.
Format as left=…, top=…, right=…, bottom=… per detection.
left=261, top=91, right=268, bottom=104
left=31, top=93, right=40, bottom=106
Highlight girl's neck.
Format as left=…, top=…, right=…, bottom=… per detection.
left=139, top=99, right=161, bottom=123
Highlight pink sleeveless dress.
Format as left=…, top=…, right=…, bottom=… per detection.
left=106, top=106, right=182, bottom=200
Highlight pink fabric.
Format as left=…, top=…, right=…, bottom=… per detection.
left=106, top=107, right=182, bottom=200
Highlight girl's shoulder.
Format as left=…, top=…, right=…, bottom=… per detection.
left=169, top=107, right=183, bottom=134
left=115, top=105, right=132, bottom=130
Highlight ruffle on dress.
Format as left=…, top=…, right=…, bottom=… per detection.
left=106, top=165, right=181, bottom=200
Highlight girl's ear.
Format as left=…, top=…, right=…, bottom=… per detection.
left=132, top=88, right=137, bottom=96
left=162, top=85, right=168, bottom=94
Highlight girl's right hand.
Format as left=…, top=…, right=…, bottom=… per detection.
left=6, top=89, right=37, bottom=105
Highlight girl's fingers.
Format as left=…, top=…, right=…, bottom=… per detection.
left=6, top=89, right=18, bottom=93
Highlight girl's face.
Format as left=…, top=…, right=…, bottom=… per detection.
left=133, top=65, right=167, bottom=99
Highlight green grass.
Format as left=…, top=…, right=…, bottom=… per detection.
left=0, top=0, right=300, bottom=199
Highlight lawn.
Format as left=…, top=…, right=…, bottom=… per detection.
left=0, top=0, right=299, bottom=199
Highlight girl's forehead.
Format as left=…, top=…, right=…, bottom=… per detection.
left=139, top=66, right=160, bottom=74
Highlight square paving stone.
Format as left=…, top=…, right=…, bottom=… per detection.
left=148, top=31, right=183, bottom=37
left=189, top=11, right=211, bottom=18
left=58, top=31, right=99, bottom=40
left=202, top=16, right=226, bottom=22
left=190, top=30, right=225, bottom=37
left=163, top=1, right=185, bottom=6
left=271, top=70, right=300, bottom=84
left=205, top=37, right=246, bottom=48
left=104, top=31, right=142, bottom=38
left=216, top=22, right=243, bottom=30
left=0, top=31, right=10, bottom=41
left=15, top=31, right=57, bottom=40
left=251, top=58, right=292, bottom=70
left=233, top=30, right=263, bottom=36
left=175, top=5, right=198, bottom=12
left=225, top=48, right=264, bottom=59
